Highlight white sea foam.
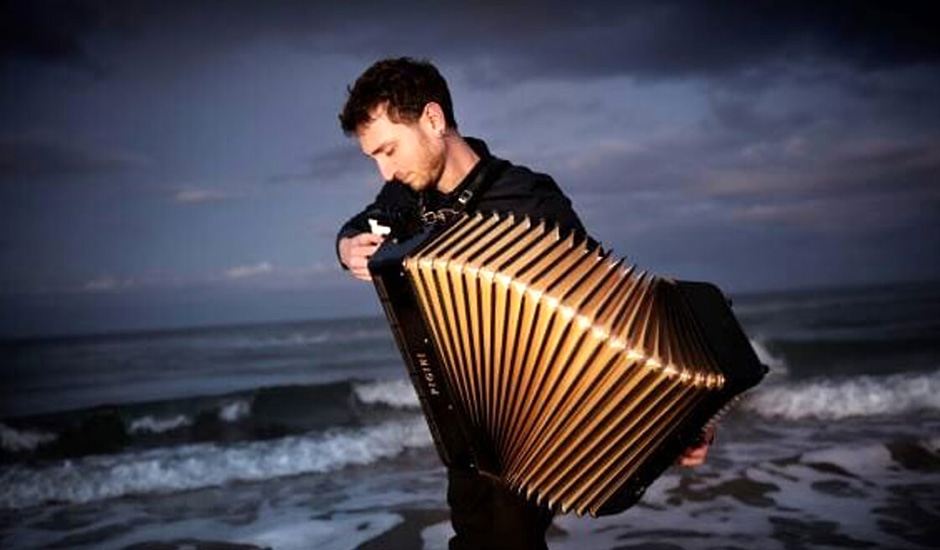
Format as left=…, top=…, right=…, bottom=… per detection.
left=128, top=414, right=193, bottom=435
left=798, top=442, right=896, bottom=474
left=0, top=416, right=432, bottom=510
left=218, top=399, right=251, bottom=422
left=3, top=500, right=406, bottom=550
left=0, top=423, right=57, bottom=453
left=354, top=379, right=420, bottom=408
left=743, top=369, right=940, bottom=420
left=232, top=332, right=331, bottom=349
left=748, top=338, right=788, bottom=376
left=233, top=328, right=391, bottom=350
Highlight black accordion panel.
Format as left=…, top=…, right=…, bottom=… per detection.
left=369, top=213, right=766, bottom=516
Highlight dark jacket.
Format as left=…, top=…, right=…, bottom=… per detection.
left=335, top=137, right=584, bottom=268
left=336, top=136, right=577, bottom=549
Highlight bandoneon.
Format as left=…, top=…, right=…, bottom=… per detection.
left=369, top=213, right=766, bottom=517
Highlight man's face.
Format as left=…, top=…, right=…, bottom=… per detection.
left=357, top=103, right=445, bottom=192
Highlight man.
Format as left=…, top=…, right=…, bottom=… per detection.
left=335, top=57, right=713, bottom=550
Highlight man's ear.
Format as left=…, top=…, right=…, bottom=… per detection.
left=422, top=102, right=447, bottom=136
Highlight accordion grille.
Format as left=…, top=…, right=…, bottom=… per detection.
left=403, top=213, right=726, bottom=516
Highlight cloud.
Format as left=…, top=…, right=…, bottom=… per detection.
left=728, top=191, right=934, bottom=235
left=221, top=262, right=342, bottom=288
left=3, top=0, right=938, bottom=310
left=173, top=188, right=243, bottom=204
left=5, top=1, right=938, bottom=85
left=83, top=275, right=136, bottom=292
left=542, top=103, right=940, bottom=242
left=0, top=0, right=109, bottom=72
left=0, top=134, right=149, bottom=182
left=267, top=145, right=372, bottom=186
left=225, top=262, right=273, bottom=280
left=443, top=2, right=940, bottom=84
left=71, top=261, right=342, bottom=296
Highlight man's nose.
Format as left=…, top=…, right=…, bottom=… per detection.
left=376, top=158, right=396, bottom=182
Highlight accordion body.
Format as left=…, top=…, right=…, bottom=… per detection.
left=369, top=213, right=766, bottom=516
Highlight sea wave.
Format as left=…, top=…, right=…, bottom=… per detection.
left=743, top=368, right=940, bottom=420
left=0, top=416, right=432, bottom=510
left=229, top=328, right=393, bottom=350
left=128, top=414, right=192, bottom=435
left=218, top=399, right=252, bottom=422
left=4, top=381, right=414, bottom=463
left=0, top=423, right=57, bottom=453
left=749, top=338, right=787, bottom=376
left=127, top=399, right=251, bottom=436
left=353, top=379, right=420, bottom=409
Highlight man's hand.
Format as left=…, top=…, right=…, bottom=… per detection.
left=339, top=233, right=385, bottom=281
left=677, top=425, right=716, bottom=467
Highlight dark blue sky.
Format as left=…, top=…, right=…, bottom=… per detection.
left=2, top=1, right=938, bottom=338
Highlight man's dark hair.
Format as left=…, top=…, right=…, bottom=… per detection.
left=339, top=57, right=458, bottom=135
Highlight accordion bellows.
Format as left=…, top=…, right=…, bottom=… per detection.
left=370, top=213, right=766, bottom=517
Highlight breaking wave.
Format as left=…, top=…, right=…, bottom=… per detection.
left=0, top=416, right=431, bottom=510
left=743, top=369, right=940, bottom=420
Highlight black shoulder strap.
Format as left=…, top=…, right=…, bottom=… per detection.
left=420, top=157, right=511, bottom=226
left=452, top=157, right=511, bottom=213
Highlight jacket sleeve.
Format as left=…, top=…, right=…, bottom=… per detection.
left=334, top=181, right=417, bottom=268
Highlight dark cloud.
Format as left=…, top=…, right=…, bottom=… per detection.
left=2, top=0, right=938, bottom=332
left=172, top=188, right=246, bottom=205
left=540, top=78, right=940, bottom=247
left=1, top=0, right=93, bottom=61
left=268, top=145, right=372, bottom=185
left=0, top=0, right=113, bottom=74
left=0, top=134, right=149, bottom=182
left=436, top=1, right=940, bottom=83
left=4, top=1, right=938, bottom=83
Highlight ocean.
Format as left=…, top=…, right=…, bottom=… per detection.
left=1, top=281, right=939, bottom=549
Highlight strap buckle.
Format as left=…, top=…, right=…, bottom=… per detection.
left=456, top=189, right=474, bottom=206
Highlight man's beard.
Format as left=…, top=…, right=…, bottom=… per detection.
left=411, top=151, right=446, bottom=192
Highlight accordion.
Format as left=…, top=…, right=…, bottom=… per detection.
left=369, top=213, right=766, bottom=516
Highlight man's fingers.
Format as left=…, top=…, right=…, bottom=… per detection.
left=347, top=254, right=373, bottom=280
left=684, top=446, right=707, bottom=460
left=351, top=241, right=382, bottom=273
left=351, top=266, right=372, bottom=281
left=351, top=235, right=385, bottom=260
left=366, top=233, right=386, bottom=245
left=340, top=234, right=385, bottom=278
left=353, top=242, right=383, bottom=256
left=679, top=455, right=705, bottom=467
left=676, top=425, right=717, bottom=468
left=354, top=233, right=385, bottom=246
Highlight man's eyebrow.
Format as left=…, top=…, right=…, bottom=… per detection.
left=365, top=140, right=395, bottom=157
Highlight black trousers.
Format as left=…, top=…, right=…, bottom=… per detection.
left=447, top=468, right=555, bottom=550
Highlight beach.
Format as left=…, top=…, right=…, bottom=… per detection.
left=2, top=281, right=939, bottom=549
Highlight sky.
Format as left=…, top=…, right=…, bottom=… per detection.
left=1, top=0, right=938, bottom=338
